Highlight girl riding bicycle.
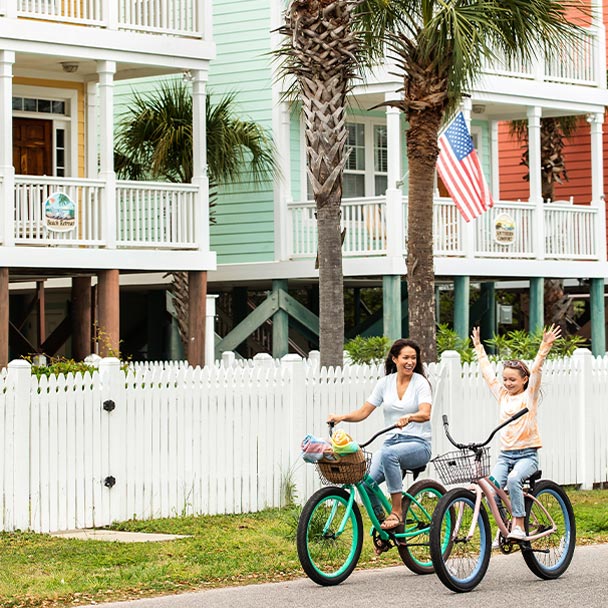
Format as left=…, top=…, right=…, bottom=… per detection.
left=327, top=338, right=432, bottom=539
left=471, top=324, right=561, bottom=541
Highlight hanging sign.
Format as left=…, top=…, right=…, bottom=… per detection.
left=44, top=192, right=76, bottom=232
left=493, top=212, right=515, bottom=245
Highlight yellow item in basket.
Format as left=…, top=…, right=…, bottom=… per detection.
left=331, top=429, right=360, bottom=454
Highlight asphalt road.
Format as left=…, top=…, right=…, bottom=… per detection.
left=85, top=543, right=607, bottom=608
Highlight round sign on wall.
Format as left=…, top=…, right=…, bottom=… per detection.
left=493, top=212, right=515, bottom=245
left=44, top=192, right=76, bottom=232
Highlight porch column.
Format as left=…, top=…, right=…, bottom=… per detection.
left=479, top=282, right=496, bottom=352
left=272, top=279, right=289, bottom=359
left=590, top=278, right=606, bottom=356
left=86, top=82, right=98, bottom=177
left=527, top=106, right=545, bottom=260
left=188, top=271, right=207, bottom=367
left=461, top=98, right=475, bottom=258
left=97, top=61, right=117, bottom=248
left=191, top=70, right=210, bottom=253
left=275, top=101, right=291, bottom=261
left=0, top=51, right=15, bottom=247
left=72, top=276, right=92, bottom=361
left=383, top=275, right=401, bottom=342
left=0, top=268, right=8, bottom=369
left=453, top=276, right=470, bottom=340
left=36, top=281, right=45, bottom=350
left=385, top=93, right=404, bottom=259
left=490, top=121, right=500, bottom=201
left=588, top=112, right=606, bottom=261
left=529, top=277, right=544, bottom=333
left=97, top=270, right=120, bottom=357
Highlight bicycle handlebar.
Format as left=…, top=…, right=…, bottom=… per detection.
left=327, top=421, right=398, bottom=449
left=441, top=407, right=529, bottom=451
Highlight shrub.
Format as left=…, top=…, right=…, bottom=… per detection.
left=344, top=335, right=390, bottom=365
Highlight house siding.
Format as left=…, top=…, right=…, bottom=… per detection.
left=209, top=0, right=275, bottom=264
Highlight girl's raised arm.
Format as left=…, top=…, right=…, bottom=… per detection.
left=528, top=324, right=561, bottom=394
left=471, top=327, right=501, bottom=400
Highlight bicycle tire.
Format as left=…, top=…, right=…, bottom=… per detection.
left=430, top=487, right=492, bottom=593
left=296, top=485, right=363, bottom=586
left=398, top=478, right=446, bottom=574
left=522, top=480, right=576, bottom=579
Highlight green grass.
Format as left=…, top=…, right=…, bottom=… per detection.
left=0, top=488, right=606, bottom=607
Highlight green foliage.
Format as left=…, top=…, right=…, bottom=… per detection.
left=23, top=356, right=97, bottom=379
left=436, top=324, right=475, bottom=363
left=344, top=335, right=390, bottom=365
left=486, top=328, right=587, bottom=361
left=436, top=325, right=587, bottom=363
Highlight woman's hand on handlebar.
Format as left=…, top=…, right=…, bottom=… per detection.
left=327, top=413, right=343, bottom=425
left=395, top=415, right=411, bottom=429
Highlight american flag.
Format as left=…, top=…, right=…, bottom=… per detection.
left=436, top=112, right=494, bottom=222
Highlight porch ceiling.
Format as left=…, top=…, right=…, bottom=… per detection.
left=15, top=52, right=182, bottom=82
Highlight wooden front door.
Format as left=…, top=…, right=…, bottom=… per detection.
left=13, top=118, right=53, bottom=175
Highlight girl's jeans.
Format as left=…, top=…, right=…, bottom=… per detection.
left=491, top=448, right=539, bottom=518
left=366, top=435, right=431, bottom=518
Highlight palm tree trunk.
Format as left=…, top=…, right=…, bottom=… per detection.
left=406, top=108, right=443, bottom=362
left=317, top=203, right=344, bottom=366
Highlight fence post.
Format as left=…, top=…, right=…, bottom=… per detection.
left=573, top=348, right=594, bottom=489
left=6, top=359, right=31, bottom=531
left=221, top=351, right=236, bottom=368
left=282, top=354, right=306, bottom=504
left=437, top=350, right=460, bottom=432
left=253, top=352, right=274, bottom=368
left=98, top=357, right=125, bottom=524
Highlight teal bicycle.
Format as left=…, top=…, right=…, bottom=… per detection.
left=297, top=424, right=447, bottom=585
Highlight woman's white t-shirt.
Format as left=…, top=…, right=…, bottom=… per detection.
left=367, top=372, right=432, bottom=443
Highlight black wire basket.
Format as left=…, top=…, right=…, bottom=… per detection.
left=316, top=450, right=372, bottom=485
left=432, top=447, right=491, bottom=485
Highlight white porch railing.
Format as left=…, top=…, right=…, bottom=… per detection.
left=11, top=176, right=199, bottom=250
left=481, top=29, right=597, bottom=86
left=14, top=0, right=201, bottom=37
left=288, top=197, right=387, bottom=259
left=14, top=176, right=104, bottom=245
left=116, top=181, right=198, bottom=249
left=287, top=196, right=600, bottom=261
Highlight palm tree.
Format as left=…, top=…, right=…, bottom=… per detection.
left=358, top=0, right=584, bottom=361
left=510, top=115, right=580, bottom=333
left=277, top=0, right=365, bottom=367
left=115, top=81, right=277, bottom=348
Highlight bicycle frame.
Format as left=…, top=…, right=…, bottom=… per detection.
left=453, top=476, right=558, bottom=543
left=327, top=473, right=434, bottom=545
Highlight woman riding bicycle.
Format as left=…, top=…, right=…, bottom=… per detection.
left=471, top=324, right=561, bottom=541
left=327, top=338, right=432, bottom=540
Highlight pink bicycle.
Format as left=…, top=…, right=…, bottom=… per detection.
left=429, top=408, right=576, bottom=592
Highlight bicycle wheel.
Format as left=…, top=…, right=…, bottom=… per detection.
left=296, top=486, right=363, bottom=585
left=398, top=478, right=446, bottom=574
left=522, top=480, right=576, bottom=579
left=430, top=488, right=492, bottom=593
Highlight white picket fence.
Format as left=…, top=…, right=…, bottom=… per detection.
left=1, top=349, right=607, bottom=533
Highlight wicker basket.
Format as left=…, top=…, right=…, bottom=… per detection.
left=432, top=447, right=491, bottom=485
left=316, top=450, right=371, bottom=485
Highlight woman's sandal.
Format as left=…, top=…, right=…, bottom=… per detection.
left=380, top=511, right=403, bottom=530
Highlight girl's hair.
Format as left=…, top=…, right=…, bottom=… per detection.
left=384, top=339, right=426, bottom=377
left=503, top=359, right=531, bottom=389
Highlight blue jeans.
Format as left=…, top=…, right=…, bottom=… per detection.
left=366, top=435, right=431, bottom=517
left=491, top=448, right=539, bottom=518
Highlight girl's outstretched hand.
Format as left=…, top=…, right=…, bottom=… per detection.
left=471, top=326, right=481, bottom=347
left=542, top=324, right=562, bottom=346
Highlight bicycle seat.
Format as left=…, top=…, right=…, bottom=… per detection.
left=401, top=466, right=426, bottom=481
left=525, top=470, right=542, bottom=489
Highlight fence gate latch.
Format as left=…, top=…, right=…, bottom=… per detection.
left=103, top=400, right=116, bottom=412
left=104, top=476, right=116, bottom=488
